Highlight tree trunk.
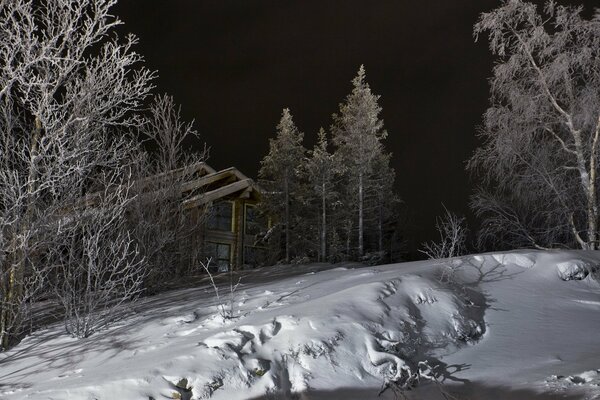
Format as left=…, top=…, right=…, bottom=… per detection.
left=358, top=171, right=364, bottom=258
left=1, top=117, right=41, bottom=350
left=345, top=221, right=351, bottom=260
left=284, top=173, right=290, bottom=263
left=587, top=168, right=598, bottom=250
left=321, top=182, right=326, bottom=262
left=378, top=197, right=383, bottom=253
left=586, top=116, right=600, bottom=250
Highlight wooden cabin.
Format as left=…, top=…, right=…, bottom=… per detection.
left=178, top=162, right=267, bottom=271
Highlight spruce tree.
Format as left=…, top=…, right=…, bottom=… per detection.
left=332, top=65, right=389, bottom=258
left=305, top=128, right=342, bottom=261
left=370, top=153, right=399, bottom=256
left=259, top=108, right=306, bottom=263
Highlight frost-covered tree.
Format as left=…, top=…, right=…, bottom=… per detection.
left=131, top=94, right=207, bottom=288
left=259, top=108, right=306, bottom=263
left=52, top=176, right=145, bottom=338
left=369, top=153, right=399, bottom=255
left=0, top=0, right=153, bottom=348
left=420, top=206, right=468, bottom=260
left=305, top=128, right=342, bottom=262
left=332, top=65, right=389, bottom=258
left=141, top=94, right=204, bottom=173
left=471, top=0, right=600, bottom=250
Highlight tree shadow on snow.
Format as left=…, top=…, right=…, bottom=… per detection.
left=459, top=257, right=526, bottom=286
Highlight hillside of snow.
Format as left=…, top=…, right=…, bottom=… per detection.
left=1, top=251, right=599, bottom=400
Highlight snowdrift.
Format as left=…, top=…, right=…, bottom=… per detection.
left=1, top=251, right=599, bottom=400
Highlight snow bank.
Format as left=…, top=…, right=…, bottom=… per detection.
left=187, top=276, right=484, bottom=399
left=2, top=250, right=600, bottom=400
left=0, top=261, right=485, bottom=400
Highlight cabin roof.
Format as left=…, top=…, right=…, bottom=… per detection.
left=182, top=163, right=261, bottom=208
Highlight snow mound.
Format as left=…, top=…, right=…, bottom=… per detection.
left=490, top=252, right=536, bottom=269
left=190, top=276, right=484, bottom=399
left=556, top=259, right=596, bottom=281
left=0, top=264, right=486, bottom=400
left=3, top=250, right=600, bottom=400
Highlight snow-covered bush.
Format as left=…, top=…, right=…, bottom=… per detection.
left=556, top=260, right=598, bottom=281
left=421, top=207, right=468, bottom=260
left=361, top=251, right=388, bottom=266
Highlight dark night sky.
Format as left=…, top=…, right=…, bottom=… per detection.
left=113, top=1, right=597, bottom=250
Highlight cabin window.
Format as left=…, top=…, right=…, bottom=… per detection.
left=207, top=201, right=233, bottom=231
left=205, top=242, right=231, bottom=272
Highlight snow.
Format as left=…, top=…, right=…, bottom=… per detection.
left=557, top=259, right=596, bottom=281
left=1, top=250, right=600, bottom=399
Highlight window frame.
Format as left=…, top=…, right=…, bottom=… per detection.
left=205, top=241, right=232, bottom=271
left=207, top=201, right=234, bottom=232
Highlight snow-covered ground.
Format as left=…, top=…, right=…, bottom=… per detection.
left=1, top=251, right=599, bottom=400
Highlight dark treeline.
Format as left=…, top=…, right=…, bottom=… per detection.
left=258, top=66, right=404, bottom=265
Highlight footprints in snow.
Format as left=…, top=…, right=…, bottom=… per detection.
left=52, top=368, right=84, bottom=380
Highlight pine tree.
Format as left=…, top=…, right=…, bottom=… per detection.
left=368, top=153, right=398, bottom=254
left=259, top=108, right=306, bottom=263
left=332, top=65, right=388, bottom=258
left=305, top=128, right=342, bottom=261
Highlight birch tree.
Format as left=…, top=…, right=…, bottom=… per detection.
left=332, top=65, right=388, bottom=258
left=0, top=0, right=153, bottom=348
left=52, top=175, right=145, bottom=338
left=471, top=0, right=600, bottom=250
left=259, top=108, right=306, bottom=263
left=141, top=93, right=204, bottom=173
left=132, top=94, right=207, bottom=288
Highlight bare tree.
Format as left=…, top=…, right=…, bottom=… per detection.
left=52, top=177, right=145, bottom=338
left=421, top=206, right=468, bottom=260
left=130, top=94, right=208, bottom=289
left=199, top=258, right=241, bottom=320
left=471, top=0, right=600, bottom=250
left=141, top=93, right=204, bottom=172
left=0, top=0, right=153, bottom=348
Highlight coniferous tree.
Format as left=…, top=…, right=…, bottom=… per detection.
left=305, top=128, right=342, bottom=261
left=331, top=65, right=389, bottom=258
left=370, top=153, right=399, bottom=255
left=259, top=108, right=306, bottom=263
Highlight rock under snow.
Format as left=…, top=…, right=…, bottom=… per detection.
left=556, top=260, right=593, bottom=281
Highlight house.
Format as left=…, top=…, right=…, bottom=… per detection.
left=177, top=162, right=267, bottom=271
left=74, top=161, right=266, bottom=272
